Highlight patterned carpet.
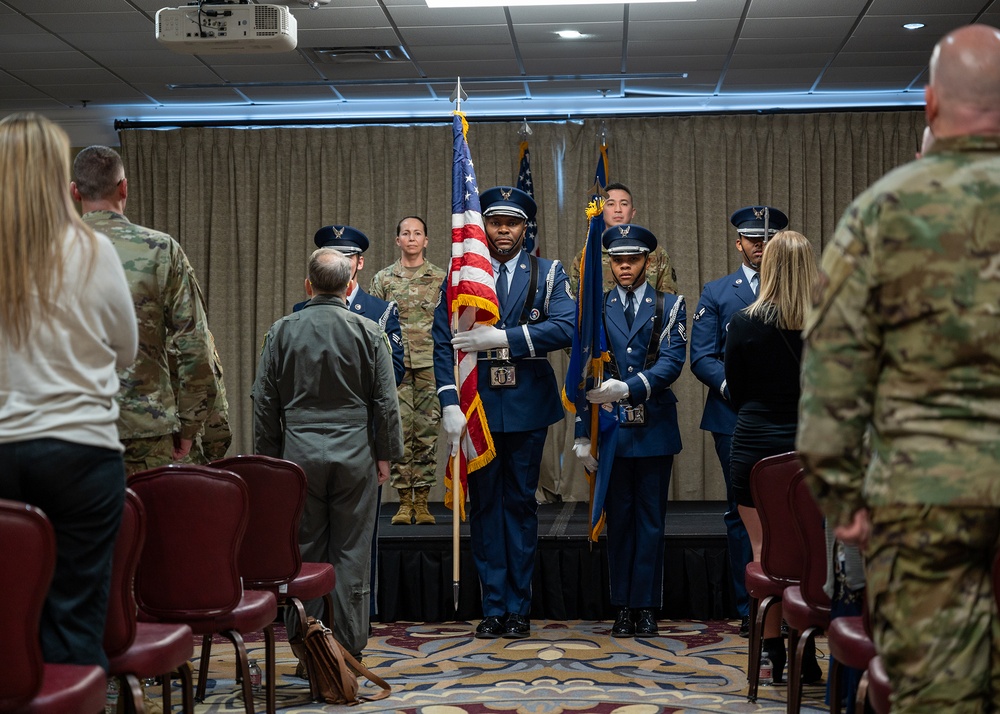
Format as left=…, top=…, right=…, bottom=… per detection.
left=152, top=619, right=831, bottom=713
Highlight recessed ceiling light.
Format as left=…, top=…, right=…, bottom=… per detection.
left=427, top=0, right=694, bottom=6
left=903, top=22, right=925, bottom=30
left=557, top=30, right=586, bottom=39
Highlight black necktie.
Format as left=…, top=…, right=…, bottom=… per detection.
left=496, top=262, right=508, bottom=307
left=625, top=290, right=636, bottom=328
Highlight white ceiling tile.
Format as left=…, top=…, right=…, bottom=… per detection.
left=627, top=19, right=740, bottom=42
left=741, top=16, right=857, bottom=39
left=629, top=0, right=744, bottom=22
left=0, top=51, right=98, bottom=71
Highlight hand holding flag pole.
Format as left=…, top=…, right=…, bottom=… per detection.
left=446, top=80, right=498, bottom=611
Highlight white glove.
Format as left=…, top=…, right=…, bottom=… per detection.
left=586, top=378, right=630, bottom=404
left=451, top=325, right=509, bottom=353
left=573, top=437, right=599, bottom=473
left=442, top=404, right=467, bottom=455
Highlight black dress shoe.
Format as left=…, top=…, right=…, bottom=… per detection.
left=611, top=608, right=635, bottom=637
left=634, top=609, right=659, bottom=637
left=739, top=615, right=751, bottom=638
left=503, top=613, right=530, bottom=639
left=475, top=616, right=505, bottom=639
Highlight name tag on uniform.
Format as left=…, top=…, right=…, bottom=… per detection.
left=490, top=362, right=517, bottom=388
left=620, top=403, right=646, bottom=427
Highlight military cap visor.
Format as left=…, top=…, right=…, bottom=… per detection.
left=314, top=225, right=370, bottom=254
left=602, top=223, right=657, bottom=255
left=730, top=205, right=788, bottom=238
left=480, top=185, right=537, bottom=221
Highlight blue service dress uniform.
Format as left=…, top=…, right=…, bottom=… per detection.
left=689, top=267, right=755, bottom=615
left=432, top=249, right=575, bottom=618
left=577, top=284, right=687, bottom=608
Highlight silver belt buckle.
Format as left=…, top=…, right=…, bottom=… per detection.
left=489, top=363, right=517, bottom=388
left=620, top=403, right=646, bottom=426
left=484, top=347, right=510, bottom=361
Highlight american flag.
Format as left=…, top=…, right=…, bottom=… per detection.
left=516, top=140, right=540, bottom=255
left=444, top=112, right=499, bottom=520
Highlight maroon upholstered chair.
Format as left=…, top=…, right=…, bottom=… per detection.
left=744, top=451, right=804, bottom=702
left=0, top=498, right=107, bottom=714
left=211, top=454, right=336, bottom=698
left=866, top=655, right=892, bottom=714
left=827, top=611, right=876, bottom=714
left=104, top=488, right=195, bottom=713
left=129, top=465, right=278, bottom=714
left=783, top=472, right=832, bottom=714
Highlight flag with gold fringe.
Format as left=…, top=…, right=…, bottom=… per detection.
left=444, top=112, right=499, bottom=521
left=563, top=143, right=618, bottom=541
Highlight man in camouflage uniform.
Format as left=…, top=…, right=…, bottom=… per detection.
left=170, top=329, right=231, bottom=464
left=797, top=25, right=1000, bottom=713
left=569, top=182, right=678, bottom=295
left=369, top=216, right=446, bottom=525
left=72, top=146, right=215, bottom=477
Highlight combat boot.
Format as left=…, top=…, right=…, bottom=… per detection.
left=412, top=486, right=436, bottom=525
left=391, top=488, right=414, bottom=525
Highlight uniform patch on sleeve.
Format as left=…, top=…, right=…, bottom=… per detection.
left=693, top=307, right=705, bottom=322
left=565, top=281, right=574, bottom=299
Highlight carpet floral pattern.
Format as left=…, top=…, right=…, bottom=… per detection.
left=156, top=620, right=830, bottom=713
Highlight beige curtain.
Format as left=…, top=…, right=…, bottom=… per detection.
left=119, top=110, right=924, bottom=504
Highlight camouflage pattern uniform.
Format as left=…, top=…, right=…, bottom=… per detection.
left=796, top=135, right=1000, bottom=714
left=171, top=332, right=231, bottom=464
left=570, top=246, right=677, bottom=296
left=369, top=259, right=446, bottom=489
left=82, top=210, right=215, bottom=476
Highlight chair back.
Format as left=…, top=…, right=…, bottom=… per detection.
left=750, top=450, right=804, bottom=583
left=789, top=471, right=832, bottom=609
left=129, top=464, right=249, bottom=619
left=212, top=454, right=305, bottom=587
left=103, top=489, right=144, bottom=659
left=0, top=499, right=55, bottom=709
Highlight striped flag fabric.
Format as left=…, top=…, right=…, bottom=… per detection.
left=516, top=140, right=540, bottom=255
left=444, top=112, right=499, bottom=520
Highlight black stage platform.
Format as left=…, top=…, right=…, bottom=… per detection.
left=375, top=500, right=739, bottom=623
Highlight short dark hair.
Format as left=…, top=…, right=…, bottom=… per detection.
left=73, top=145, right=124, bottom=201
left=308, top=248, right=352, bottom=295
left=396, top=215, right=427, bottom=236
left=604, top=182, right=633, bottom=200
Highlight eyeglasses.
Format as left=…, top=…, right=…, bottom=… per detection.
left=116, top=177, right=125, bottom=186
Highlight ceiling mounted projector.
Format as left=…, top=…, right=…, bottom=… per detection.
left=156, top=3, right=297, bottom=54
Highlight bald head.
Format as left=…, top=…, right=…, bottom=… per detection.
left=926, top=24, right=1000, bottom=137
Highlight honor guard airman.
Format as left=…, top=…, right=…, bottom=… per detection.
left=432, top=186, right=575, bottom=640
left=572, top=224, right=687, bottom=637
left=689, top=204, right=788, bottom=635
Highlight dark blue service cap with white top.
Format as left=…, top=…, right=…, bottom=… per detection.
left=313, top=225, right=370, bottom=255
left=729, top=206, right=788, bottom=239
left=602, top=223, right=657, bottom=255
left=480, top=185, right=537, bottom=221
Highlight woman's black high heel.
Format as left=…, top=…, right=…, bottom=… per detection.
left=801, top=638, right=823, bottom=684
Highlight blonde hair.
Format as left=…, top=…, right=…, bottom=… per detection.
left=0, top=113, right=98, bottom=348
left=744, top=230, right=817, bottom=330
